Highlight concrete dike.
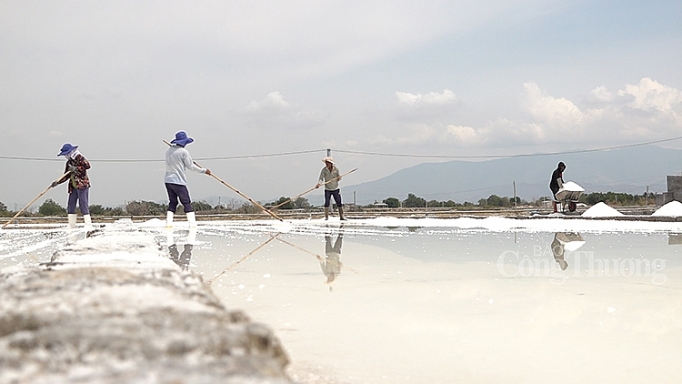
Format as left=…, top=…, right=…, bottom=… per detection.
left=0, top=223, right=292, bottom=384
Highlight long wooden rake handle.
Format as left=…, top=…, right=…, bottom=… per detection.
left=163, top=140, right=283, bottom=221
left=276, top=235, right=358, bottom=274
left=207, top=233, right=279, bottom=283
left=271, top=168, right=358, bottom=210
left=2, top=171, right=71, bottom=229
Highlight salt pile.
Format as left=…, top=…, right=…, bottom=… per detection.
left=560, top=181, right=584, bottom=192
left=652, top=200, right=682, bottom=217
left=582, top=202, right=623, bottom=218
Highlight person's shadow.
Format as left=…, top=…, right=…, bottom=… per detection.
left=318, top=232, right=344, bottom=291
left=550, top=232, right=585, bottom=271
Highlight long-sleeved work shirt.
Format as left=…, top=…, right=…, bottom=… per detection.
left=318, top=165, right=340, bottom=190
left=165, top=145, right=206, bottom=186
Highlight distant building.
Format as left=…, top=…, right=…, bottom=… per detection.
left=656, top=175, right=682, bottom=206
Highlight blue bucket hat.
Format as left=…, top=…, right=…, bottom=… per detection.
left=171, top=131, right=194, bottom=147
left=57, top=143, right=78, bottom=156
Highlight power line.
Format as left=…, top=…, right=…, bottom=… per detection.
left=334, top=135, right=682, bottom=159
left=1, top=135, right=681, bottom=163
left=0, top=156, right=161, bottom=163
left=198, top=149, right=324, bottom=160
left=0, top=149, right=327, bottom=163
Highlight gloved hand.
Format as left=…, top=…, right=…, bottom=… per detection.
left=50, top=181, right=59, bottom=188
left=68, top=165, right=78, bottom=173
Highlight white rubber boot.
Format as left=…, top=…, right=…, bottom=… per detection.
left=187, top=211, right=197, bottom=228
left=166, top=230, right=174, bottom=247
left=187, top=228, right=197, bottom=245
left=83, top=214, right=92, bottom=229
left=166, top=211, right=174, bottom=228
left=67, top=214, right=77, bottom=229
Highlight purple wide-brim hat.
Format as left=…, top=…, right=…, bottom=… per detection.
left=58, top=143, right=78, bottom=156
left=171, top=131, right=194, bottom=147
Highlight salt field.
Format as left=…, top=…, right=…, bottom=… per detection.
left=2, top=217, right=682, bottom=383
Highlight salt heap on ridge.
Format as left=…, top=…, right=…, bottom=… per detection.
left=652, top=200, right=682, bottom=217
left=581, top=202, right=623, bottom=218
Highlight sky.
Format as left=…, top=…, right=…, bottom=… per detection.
left=1, top=0, right=682, bottom=210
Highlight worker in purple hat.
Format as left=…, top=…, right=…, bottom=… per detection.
left=165, top=131, right=211, bottom=228
left=51, top=143, right=92, bottom=228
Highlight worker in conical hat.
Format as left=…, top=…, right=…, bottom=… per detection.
left=315, top=156, right=346, bottom=221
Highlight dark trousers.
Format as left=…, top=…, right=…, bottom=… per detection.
left=325, top=234, right=343, bottom=254
left=324, top=189, right=343, bottom=208
left=166, top=183, right=193, bottom=213
left=67, top=187, right=90, bottom=215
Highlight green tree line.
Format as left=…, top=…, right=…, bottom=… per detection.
left=379, top=191, right=656, bottom=209
left=0, top=190, right=659, bottom=218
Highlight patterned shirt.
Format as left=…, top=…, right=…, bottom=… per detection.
left=57, top=154, right=91, bottom=193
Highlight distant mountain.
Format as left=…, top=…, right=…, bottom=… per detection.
left=342, top=145, right=682, bottom=205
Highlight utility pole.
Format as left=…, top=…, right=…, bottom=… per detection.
left=513, top=181, right=517, bottom=208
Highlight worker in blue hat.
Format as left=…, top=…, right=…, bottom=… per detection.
left=164, top=131, right=211, bottom=228
left=51, top=143, right=92, bottom=228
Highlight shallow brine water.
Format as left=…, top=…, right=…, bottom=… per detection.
left=2, top=220, right=682, bottom=384
left=166, top=223, right=682, bottom=384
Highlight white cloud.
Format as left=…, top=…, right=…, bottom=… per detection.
left=522, top=82, right=583, bottom=126
left=384, top=79, right=682, bottom=149
left=424, top=90, right=458, bottom=105
left=618, top=77, right=682, bottom=113
left=394, top=89, right=460, bottom=124
left=246, top=91, right=290, bottom=113
left=244, top=91, right=329, bottom=130
left=1, top=1, right=564, bottom=88
left=396, top=89, right=458, bottom=107
left=396, top=92, right=421, bottom=107
left=443, top=125, right=483, bottom=144
left=586, top=86, right=614, bottom=103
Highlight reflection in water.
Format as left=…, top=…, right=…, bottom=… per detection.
left=551, top=232, right=585, bottom=270
left=167, top=229, right=197, bottom=271
left=668, top=233, right=682, bottom=245
left=207, top=233, right=279, bottom=284
left=320, top=232, right=343, bottom=290
left=275, top=229, right=347, bottom=292
left=169, top=244, right=192, bottom=270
